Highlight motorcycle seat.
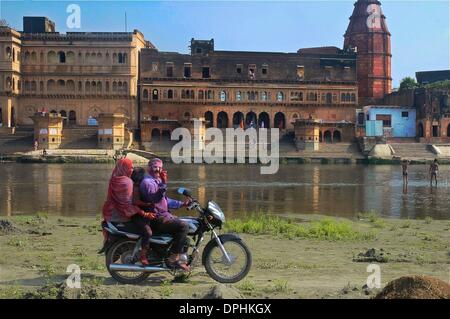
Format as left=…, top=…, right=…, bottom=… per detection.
left=105, top=221, right=173, bottom=244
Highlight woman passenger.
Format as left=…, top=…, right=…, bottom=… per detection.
left=102, top=158, right=155, bottom=266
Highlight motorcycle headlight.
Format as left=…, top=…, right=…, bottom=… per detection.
left=207, top=201, right=225, bottom=223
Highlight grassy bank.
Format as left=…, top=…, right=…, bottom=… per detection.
left=0, top=213, right=449, bottom=299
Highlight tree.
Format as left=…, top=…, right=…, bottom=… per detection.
left=425, top=80, right=450, bottom=90
left=399, top=77, right=419, bottom=91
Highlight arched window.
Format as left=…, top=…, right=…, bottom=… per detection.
left=326, top=93, right=332, bottom=104
left=31, top=51, right=37, bottom=63
left=68, top=110, right=77, bottom=125
left=261, top=91, right=268, bottom=101
left=333, top=130, right=342, bottom=142
left=168, top=89, right=173, bottom=99
left=220, top=91, right=227, bottom=102
left=143, top=89, right=149, bottom=99
left=259, top=112, right=270, bottom=129
left=217, top=112, right=229, bottom=128
left=198, top=90, right=204, bottom=100
left=236, top=91, right=242, bottom=101
left=5, top=47, right=11, bottom=59
left=57, top=79, right=65, bottom=91
left=233, top=112, right=244, bottom=127
left=58, top=51, right=66, bottom=63
left=205, top=111, right=213, bottom=128
left=277, top=91, right=284, bottom=102
left=207, top=90, right=213, bottom=100
left=31, top=81, right=37, bottom=93
left=47, top=79, right=55, bottom=92
left=47, top=51, right=57, bottom=64
left=274, top=112, right=285, bottom=129
left=351, top=93, right=356, bottom=102
left=152, top=89, right=159, bottom=100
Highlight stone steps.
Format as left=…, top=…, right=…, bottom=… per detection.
left=389, top=143, right=436, bottom=159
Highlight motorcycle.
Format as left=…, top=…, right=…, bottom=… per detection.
left=100, top=187, right=252, bottom=284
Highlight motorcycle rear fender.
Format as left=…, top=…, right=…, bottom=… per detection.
left=201, top=233, right=242, bottom=265
left=98, top=235, right=120, bottom=255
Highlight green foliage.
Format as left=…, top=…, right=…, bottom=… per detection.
left=236, top=280, right=256, bottom=292
left=225, top=215, right=374, bottom=241
left=424, top=80, right=450, bottom=90
left=399, top=77, right=419, bottom=91
left=0, top=285, right=24, bottom=299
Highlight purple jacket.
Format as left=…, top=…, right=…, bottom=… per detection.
left=139, top=175, right=183, bottom=220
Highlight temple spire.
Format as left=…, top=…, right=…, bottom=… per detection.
left=344, top=0, right=392, bottom=103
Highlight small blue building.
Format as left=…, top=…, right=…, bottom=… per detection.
left=364, top=105, right=416, bottom=138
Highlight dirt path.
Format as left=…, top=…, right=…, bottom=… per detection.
left=0, top=214, right=449, bottom=299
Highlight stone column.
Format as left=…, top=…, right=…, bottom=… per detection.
left=0, top=97, right=12, bottom=129
left=97, top=113, right=126, bottom=150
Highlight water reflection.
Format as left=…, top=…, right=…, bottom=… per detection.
left=0, top=163, right=450, bottom=219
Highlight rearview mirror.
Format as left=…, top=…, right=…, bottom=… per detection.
left=177, top=187, right=192, bottom=197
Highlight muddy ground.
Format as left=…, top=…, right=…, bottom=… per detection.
left=0, top=214, right=449, bottom=299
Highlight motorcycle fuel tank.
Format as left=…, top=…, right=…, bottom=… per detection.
left=179, top=218, right=200, bottom=235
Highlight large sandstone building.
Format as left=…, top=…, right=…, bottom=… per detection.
left=0, top=0, right=392, bottom=148
left=0, top=17, right=152, bottom=131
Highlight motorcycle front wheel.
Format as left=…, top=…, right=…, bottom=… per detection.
left=203, top=236, right=252, bottom=283
left=106, top=239, right=150, bottom=285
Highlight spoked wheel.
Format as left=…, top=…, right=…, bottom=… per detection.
left=106, top=239, right=150, bottom=284
left=203, top=237, right=252, bottom=283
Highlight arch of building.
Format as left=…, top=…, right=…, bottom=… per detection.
left=217, top=111, right=229, bottom=128
left=204, top=111, right=214, bottom=128
left=258, top=112, right=270, bottom=128
left=321, top=128, right=342, bottom=143
left=274, top=112, right=286, bottom=129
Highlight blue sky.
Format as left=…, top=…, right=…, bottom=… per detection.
left=0, top=0, right=448, bottom=87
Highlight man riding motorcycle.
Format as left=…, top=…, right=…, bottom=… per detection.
left=139, top=158, right=191, bottom=271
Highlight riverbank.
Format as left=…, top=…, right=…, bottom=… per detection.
left=3, top=152, right=450, bottom=165
left=0, top=214, right=449, bottom=299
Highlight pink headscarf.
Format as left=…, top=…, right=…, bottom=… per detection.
left=102, top=158, right=141, bottom=221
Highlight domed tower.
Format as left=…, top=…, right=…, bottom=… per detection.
left=344, top=0, right=392, bottom=104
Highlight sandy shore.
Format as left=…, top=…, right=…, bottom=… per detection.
left=0, top=214, right=449, bottom=299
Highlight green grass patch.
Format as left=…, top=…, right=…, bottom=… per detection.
left=6, top=236, right=28, bottom=248
left=225, top=215, right=374, bottom=241
left=236, top=280, right=257, bottom=292
left=0, top=285, right=25, bottom=299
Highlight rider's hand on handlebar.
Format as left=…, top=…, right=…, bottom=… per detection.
left=182, top=198, right=192, bottom=208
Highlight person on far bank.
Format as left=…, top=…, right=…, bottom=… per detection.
left=33, top=139, right=39, bottom=152
left=401, top=159, right=410, bottom=185
left=139, top=158, right=191, bottom=271
left=429, top=159, right=439, bottom=187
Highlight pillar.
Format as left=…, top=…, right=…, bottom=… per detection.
left=97, top=113, right=126, bottom=150
left=30, top=112, right=64, bottom=149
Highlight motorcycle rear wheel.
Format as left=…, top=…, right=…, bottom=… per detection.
left=106, top=239, right=150, bottom=285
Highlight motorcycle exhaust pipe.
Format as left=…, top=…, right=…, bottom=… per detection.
left=109, top=263, right=169, bottom=273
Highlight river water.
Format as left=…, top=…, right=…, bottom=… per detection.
left=1, top=163, right=449, bottom=220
